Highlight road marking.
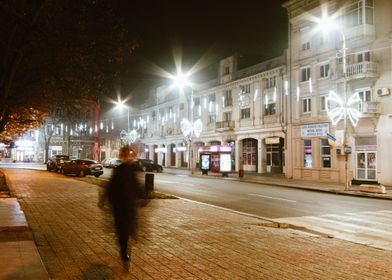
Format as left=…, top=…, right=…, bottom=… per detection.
left=156, top=179, right=195, bottom=187
left=247, top=193, right=297, bottom=203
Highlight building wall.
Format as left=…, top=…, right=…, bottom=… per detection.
left=284, top=0, right=392, bottom=185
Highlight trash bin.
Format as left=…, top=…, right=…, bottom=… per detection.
left=145, top=173, right=154, bottom=197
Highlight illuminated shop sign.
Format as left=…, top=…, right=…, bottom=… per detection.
left=198, top=145, right=232, bottom=153
left=220, top=153, right=232, bottom=172
left=200, top=154, right=211, bottom=171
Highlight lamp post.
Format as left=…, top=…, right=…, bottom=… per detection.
left=172, top=71, right=202, bottom=175
left=316, top=14, right=362, bottom=191
left=115, top=98, right=139, bottom=145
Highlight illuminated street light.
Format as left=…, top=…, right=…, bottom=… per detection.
left=315, top=13, right=362, bottom=190
left=114, top=98, right=139, bottom=145
left=172, top=70, right=202, bottom=174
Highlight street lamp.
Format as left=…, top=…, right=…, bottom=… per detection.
left=114, top=98, right=139, bottom=145
left=172, top=70, right=202, bottom=174
left=315, top=14, right=362, bottom=190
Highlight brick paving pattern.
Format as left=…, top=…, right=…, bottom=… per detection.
left=6, top=169, right=392, bottom=279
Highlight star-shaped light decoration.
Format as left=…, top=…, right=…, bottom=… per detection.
left=180, top=118, right=203, bottom=139
left=120, top=129, right=139, bottom=144
left=326, top=90, right=362, bottom=127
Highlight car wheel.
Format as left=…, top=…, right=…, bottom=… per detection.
left=141, top=166, right=147, bottom=172
left=47, top=165, right=51, bottom=171
left=94, top=174, right=100, bottom=178
left=157, top=166, right=163, bottom=173
left=79, top=170, right=85, bottom=177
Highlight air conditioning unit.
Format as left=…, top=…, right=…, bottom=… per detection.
left=377, top=88, right=390, bottom=96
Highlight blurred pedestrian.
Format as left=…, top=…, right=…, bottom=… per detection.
left=101, top=145, right=143, bottom=262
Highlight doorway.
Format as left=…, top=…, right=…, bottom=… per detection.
left=356, top=151, right=377, bottom=181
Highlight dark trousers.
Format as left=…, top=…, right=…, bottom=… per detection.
left=113, top=210, right=130, bottom=256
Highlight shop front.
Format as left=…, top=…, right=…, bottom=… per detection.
left=198, top=145, right=233, bottom=173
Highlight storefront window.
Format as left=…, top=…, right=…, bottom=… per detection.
left=304, top=140, right=312, bottom=168
left=321, top=139, right=331, bottom=168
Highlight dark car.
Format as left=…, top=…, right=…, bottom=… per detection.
left=136, top=159, right=163, bottom=172
left=61, top=159, right=104, bottom=177
left=47, top=155, right=70, bottom=172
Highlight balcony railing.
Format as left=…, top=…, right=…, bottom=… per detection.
left=346, top=61, right=378, bottom=80
left=215, top=120, right=235, bottom=131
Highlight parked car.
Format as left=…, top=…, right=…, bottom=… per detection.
left=47, top=155, right=70, bottom=172
left=61, top=159, right=104, bottom=177
left=136, top=159, right=163, bottom=172
left=106, top=158, right=122, bottom=168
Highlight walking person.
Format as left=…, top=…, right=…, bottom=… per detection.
left=100, top=145, right=143, bottom=262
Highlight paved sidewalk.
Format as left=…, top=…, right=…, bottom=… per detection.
left=163, top=167, right=392, bottom=200
left=0, top=197, right=49, bottom=279
left=1, top=168, right=392, bottom=279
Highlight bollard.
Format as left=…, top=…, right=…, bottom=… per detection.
left=145, top=173, right=154, bottom=197
left=239, top=169, right=244, bottom=178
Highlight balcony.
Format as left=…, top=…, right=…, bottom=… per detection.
left=215, top=121, right=235, bottom=131
left=346, top=61, right=378, bottom=81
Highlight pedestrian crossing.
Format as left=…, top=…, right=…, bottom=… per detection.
left=273, top=210, right=392, bottom=251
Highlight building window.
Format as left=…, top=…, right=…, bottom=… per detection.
left=194, top=97, right=200, bottom=106
left=223, top=111, right=232, bottom=121
left=180, top=103, right=184, bottom=110
left=240, top=84, right=251, bottom=94
left=319, top=63, right=330, bottom=78
left=304, top=140, right=312, bottom=168
left=302, top=98, right=311, bottom=113
left=321, top=139, right=331, bottom=168
left=208, top=93, right=216, bottom=102
left=224, top=66, right=230, bottom=75
left=208, top=114, right=216, bottom=124
left=265, top=77, right=276, bottom=89
left=265, top=103, right=276, bottom=116
left=344, top=0, right=373, bottom=27
left=357, top=89, right=372, bottom=112
left=241, top=108, right=251, bottom=119
left=357, top=51, right=370, bottom=63
left=224, top=90, right=232, bottom=107
left=151, top=110, right=156, bottom=120
left=301, top=67, right=311, bottom=82
left=302, top=42, right=310, bottom=51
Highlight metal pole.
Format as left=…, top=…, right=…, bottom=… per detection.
left=127, top=108, right=130, bottom=133
left=341, top=31, right=350, bottom=191
left=190, top=87, right=194, bottom=174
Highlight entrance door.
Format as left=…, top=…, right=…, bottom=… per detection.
left=356, top=152, right=377, bottom=181
left=266, top=140, right=283, bottom=174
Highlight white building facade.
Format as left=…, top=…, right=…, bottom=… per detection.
left=283, top=0, right=392, bottom=186
left=136, top=55, right=288, bottom=175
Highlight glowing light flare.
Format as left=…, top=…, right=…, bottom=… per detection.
left=296, top=86, right=300, bottom=101
left=273, top=87, right=277, bottom=102
left=254, top=89, right=258, bottom=101
left=326, top=90, right=362, bottom=127
left=284, top=81, right=289, bottom=95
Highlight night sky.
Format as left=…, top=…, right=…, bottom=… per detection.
left=112, top=0, right=288, bottom=105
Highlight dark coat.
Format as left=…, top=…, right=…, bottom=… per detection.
left=107, top=161, right=143, bottom=239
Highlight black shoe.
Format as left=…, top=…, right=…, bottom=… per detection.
left=121, top=253, right=130, bottom=261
